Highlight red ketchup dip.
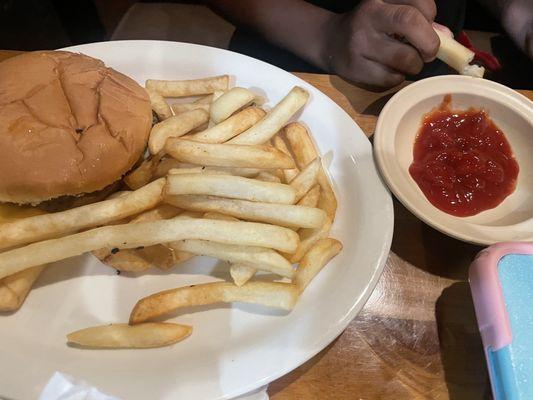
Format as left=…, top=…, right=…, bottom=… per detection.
left=409, top=95, right=519, bottom=217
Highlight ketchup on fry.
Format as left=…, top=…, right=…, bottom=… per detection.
left=409, top=95, right=519, bottom=217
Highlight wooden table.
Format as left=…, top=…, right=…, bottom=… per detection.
left=1, top=50, right=532, bottom=400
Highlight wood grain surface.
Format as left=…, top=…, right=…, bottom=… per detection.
left=1, top=50, right=532, bottom=400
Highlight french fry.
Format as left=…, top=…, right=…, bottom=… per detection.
left=149, top=109, right=209, bottom=154
left=165, top=139, right=295, bottom=169
left=0, top=218, right=299, bottom=280
left=0, top=179, right=165, bottom=251
left=289, top=158, right=320, bottom=202
left=129, top=204, right=182, bottom=223
left=0, top=265, right=45, bottom=312
left=202, top=212, right=239, bottom=221
left=161, top=161, right=262, bottom=178
left=434, top=27, right=485, bottom=77
left=170, top=240, right=294, bottom=277
left=294, top=238, right=343, bottom=292
left=147, top=89, right=172, bottom=120
left=124, top=152, right=164, bottom=190
left=67, top=323, right=192, bottom=349
left=284, top=122, right=337, bottom=218
left=229, top=87, right=309, bottom=145
left=210, top=87, right=256, bottom=124
left=288, top=218, right=332, bottom=263
left=154, top=157, right=182, bottom=178
left=255, top=171, right=281, bottom=183
left=230, top=264, right=256, bottom=287
left=171, top=103, right=210, bottom=115
left=297, top=185, right=320, bottom=208
left=187, top=107, right=265, bottom=144
left=165, top=195, right=327, bottom=229
left=165, top=174, right=296, bottom=204
left=168, top=167, right=228, bottom=176
left=94, top=250, right=155, bottom=272
left=146, top=75, right=230, bottom=97
left=272, top=136, right=299, bottom=182
left=130, top=281, right=299, bottom=324
left=194, top=90, right=224, bottom=104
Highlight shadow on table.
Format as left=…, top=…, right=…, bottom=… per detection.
left=391, top=200, right=483, bottom=280
left=436, top=282, right=492, bottom=400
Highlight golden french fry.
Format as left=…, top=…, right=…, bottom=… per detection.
left=165, top=139, right=295, bottom=169
left=171, top=102, right=210, bottom=115
left=297, top=185, right=320, bottom=208
left=106, top=191, right=132, bottom=200
left=0, top=179, right=165, bottom=251
left=294, top=238, right=343, bottom=292
left=147, top=89, right=172, bottom=120
left=130, top=281, right=299, bottom=324
left=0, top=265, right=45, bottom=312
left=255, top=171, right=281, bottom=183
left=166, top=195, right=327, bottom=229
left=124, top=152, right=164, bottom=190
left=203, top=212, right=239, bottom=221
left=194, top=91, right=224, bottom=104
left=146, top=75, right=230, bottom=97
left=149, top=109, right=209, bottom=154
left=95, top=249, right=154, bottom=272
left=289, top=158, right=320, bottom=202
left=165, top=174, right=296, bottom=204
left=272, top=136, right=299, bottom=182
left=187, top=107, right=265, bottom=144
left=284, top=122, right=337, bottom=218
left=129, top=204, right=182, bottom=223
left=168, top=167, right=229, bottom=176
left=288, top=218, right=332, bottom=263
left=170, top=240, right=294, bottom=277
left=154, top=157, right=182, bottom=178
left=210, top=87, right=256, bottom=124
left=67, top=323, right=192, bottom=349
left=230, top=264, right=256, bottom=287
left=0, top=218, right=299, bottom=280
left=162, top=161, right=262, bottom=178
left=229, top=87, right=309, bottom=145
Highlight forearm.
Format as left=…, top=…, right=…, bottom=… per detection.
left=207, top=0, right=335, bottom=70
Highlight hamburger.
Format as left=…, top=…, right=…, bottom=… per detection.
left=0, top=50, right=153, bottom=310
left=0, top=50, right=152, bottom=207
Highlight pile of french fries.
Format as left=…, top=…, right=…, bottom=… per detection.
left=0, top=75, right=343, bottom=349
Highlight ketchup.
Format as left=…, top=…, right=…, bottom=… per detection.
left=409, top=95, right=519, bottom=217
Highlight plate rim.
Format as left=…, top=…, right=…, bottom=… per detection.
left=12, top=40, right=394, bottom=399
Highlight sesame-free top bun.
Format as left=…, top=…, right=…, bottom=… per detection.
left=0, top=51, right=152, bottom=204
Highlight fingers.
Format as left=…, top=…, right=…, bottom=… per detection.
left=378, top=4, right=440, bottom=61
left=383, top=0, right=437, bottom=22
left=359, top=58, right=405, bottom=89
left=366, top=34, right=424, bottom=76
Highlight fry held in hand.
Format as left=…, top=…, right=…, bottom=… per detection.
left=294, top=238, right=343, bottom=292
left=149, top=109, right=209, bottom=154
left=67, top=323, right=192, bottom=349
left=210, top=87, right=256, bottom=124
left=166, top=195, right=327, bottom=229
left=187, top=107, right=265, bottom=144
left=170, top=240, right=294, bottom=278
left=0, top=178, right=165, bottom=251
left=165, top=174, right=296, bottom=204
left=146, top=75, right=230, bottom=97
left=165, top=139, right=295, bottom=169
left=130, top=281, right=299, bottom=324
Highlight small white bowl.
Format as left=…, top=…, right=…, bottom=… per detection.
left=374, top=75, right=533, bottom=245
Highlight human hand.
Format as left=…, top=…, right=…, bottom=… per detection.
left=322, top=0, right=440, bottom=89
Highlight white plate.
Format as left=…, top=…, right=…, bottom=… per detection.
left=374, top=76, right=533, bottom=245
left=0, top=41, right=393, bottom=400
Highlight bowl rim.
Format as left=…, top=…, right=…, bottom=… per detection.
left=374, top=75, right=533, bottom=245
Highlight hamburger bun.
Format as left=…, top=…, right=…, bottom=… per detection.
left=0, top=51, right=152, bottom=204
